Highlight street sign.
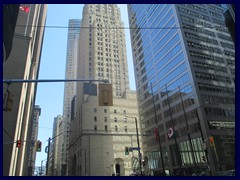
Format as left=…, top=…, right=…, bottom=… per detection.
left=132, top=147, right=140, bottom=151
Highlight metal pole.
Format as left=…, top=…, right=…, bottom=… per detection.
left=135, top=118, right=142, bottom=176
left=46, top=137, right=51, bottom=175
left=179, top=87, right=197, bottom=172
left=195, top=109, right=211, bottom=173
left=165, top=85, right=182, bottom=173
left=150, top=83, right=165, bottom=175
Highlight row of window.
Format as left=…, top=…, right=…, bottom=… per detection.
left=192, top=61, right=227, bottom=73
left=162, top=87, right=193, bottom=108
left=185, top=32, right=218, bottom=45
left=165, top=110, right=197, bottom=129
left=204, top=107, right=235, bottom=117
left=195, top=71, right=232, bottom=84
left=94, top=125, right=128, bottom=132
left=189, top=50, right=225, bottom=64
left=198, top=83, right=235, bottom=94
left=181, top=4, right=207, bottom=14
left=93, top=108, right=127, bottom=114
left=159, top=63, right=187, bottom=90
left=163, top=97, right=195, bottom=118
left=180, top=14, right=215, bottom=34
left=187, top=40, right=222, bottom=54
left=178, top=6, right=210, bottom=21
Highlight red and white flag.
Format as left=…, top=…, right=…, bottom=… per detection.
left=19, top=6, right=30, bottom=13
left=167, top=127, right=174, bottom=138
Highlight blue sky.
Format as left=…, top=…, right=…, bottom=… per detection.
left=35, top=4, right=135, bottom=167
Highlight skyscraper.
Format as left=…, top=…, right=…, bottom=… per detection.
left=27, top=105, right=41, bottom=176
left=59, top=19, right=81, bottom=176
left=68, top=4, right=141, bottom=176
left=3, top=4, right=48, bottom=176
left=128, top=4, right=235, bottom=176
left=51, top=115, right=63, bottom=176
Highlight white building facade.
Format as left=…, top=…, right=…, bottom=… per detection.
left=68, top=4, right=142, bottom=176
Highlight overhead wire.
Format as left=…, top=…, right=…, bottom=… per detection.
left=14, top=24, right=225, bottom=30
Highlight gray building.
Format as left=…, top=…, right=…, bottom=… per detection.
left=3, top=4, right=47, bottom=176
left=128, top=4, right=235, bottom=176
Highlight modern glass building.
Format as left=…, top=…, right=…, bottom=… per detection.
left=128, top=4, right=235, bottom=176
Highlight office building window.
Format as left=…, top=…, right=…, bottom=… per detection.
left=94, top=116, right=97, bottom=122
left=94, top=125, right=97, bottom=131
left=104, top=117, right=107, bottom=122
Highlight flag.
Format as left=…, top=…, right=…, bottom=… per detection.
left=19, top=6, right=30, bottom=13
left=167, top=127, right=174, bottom=138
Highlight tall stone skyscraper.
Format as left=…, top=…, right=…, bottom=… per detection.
left=60, top=19, right=81, bottom=176
left=128, top=4, right=235, bottom=175
left=3, top=4, right=47, bottom=176
left=68, top=4, right=141, bottom=176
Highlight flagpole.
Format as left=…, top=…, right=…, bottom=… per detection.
left=178, top=86, right=198, bottom=173
left=150, top=83, right=165, bottom=176
left=165, top=84, right=182, bottom=174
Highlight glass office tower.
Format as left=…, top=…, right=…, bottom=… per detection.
left=128, top=4, right=235, bottom=176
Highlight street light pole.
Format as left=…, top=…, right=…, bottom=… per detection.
left=195, top=108, right=211, bottom=173
left=46, top=137, right=51, bottom=176
left=135, top=117, right=142, bottom=176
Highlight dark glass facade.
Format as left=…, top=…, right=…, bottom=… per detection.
left=128, top=4, right=235, bottom=176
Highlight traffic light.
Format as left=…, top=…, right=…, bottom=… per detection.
left=201, top=155, right=206, bottom=162
left=209, top=136, right=215, bottom=146
left=36, top=140, right=42, bottom=152
left=125, top=146, right=129, bottom=155
left=99, top=84, right=113, bottom=106
left=16, top=140, right=21, bottom=148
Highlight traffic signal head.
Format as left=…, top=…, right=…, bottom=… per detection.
left=3, top=91, right=14, bottom=111
left=125, top=146, right=129, bottom=155
left=36, top=141, right=42, bottom=152
left=209, top=136, right=215, bottom=146
left=16, top=140, right=21, bottom=148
